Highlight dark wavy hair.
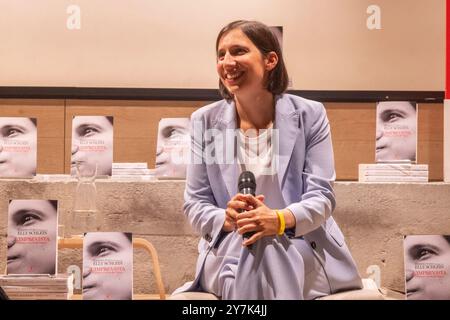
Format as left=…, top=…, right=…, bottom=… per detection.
left=216, top=20, right=289, bottom=101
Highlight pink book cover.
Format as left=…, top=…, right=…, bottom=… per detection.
left=7, top=199, right=58, bottom=275
left=71, top=116, right=114, bottom=177
left=0, top=117, right=37, bottom=178
left=82, top=232, right=133, bottom=300
left=404, top=235, right=450, bottom=300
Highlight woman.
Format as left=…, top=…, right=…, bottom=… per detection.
left=71, top=115, right=114, bottom=177
left=7, top=199, right=58, bottom=275
left=82, top=232, right=133, bottom=300
left=173, top=20, right=362, bottom=299
left=375, top=101, right=417, bottom=162
left=404, top=235, right=450, bottom=300
left=0, top=117, right=37, bottom=178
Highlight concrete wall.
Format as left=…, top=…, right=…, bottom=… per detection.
left=1, top=178, right=449, bottom=295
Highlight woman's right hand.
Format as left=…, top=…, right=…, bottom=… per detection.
left=223, top=193, right=253, bottom=232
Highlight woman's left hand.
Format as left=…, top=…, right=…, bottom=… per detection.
left=236, top=194, right=279, bottom=247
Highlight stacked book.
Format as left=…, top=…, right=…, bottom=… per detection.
left=0, top=273, right=74, bottom=300
left=358, top=163, right=429, bottom=182
left=112, top=162, right=155, bottom=179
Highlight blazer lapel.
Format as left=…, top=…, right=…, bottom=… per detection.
left=274, top=95, right=299, bottom=189
left=216, top=101, right=238, bottom=200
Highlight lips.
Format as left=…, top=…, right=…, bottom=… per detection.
left=223, top=70, right=244, bottom=85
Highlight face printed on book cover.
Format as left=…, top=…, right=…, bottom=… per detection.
left=71, top=116, right=113, bottom=176
left=0, top=117, right=37, bottom=177
left=82, top=232, right=133, bottom=300
left=7, top=200, right=57, bottom=275
left=155, top=118, right=190, bottom=177
left=375, top=101, right=416, bottom=161
left=405, top=235, right=450, bottom=300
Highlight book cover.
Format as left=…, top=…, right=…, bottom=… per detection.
left=71, top=116, right=114, bottom=177
left=375, top=101, right=417, bottom=163
left=404, top=235, right=450, bottom=300
left=155, top=118, right=190, bottom=179
left=0, top=117, right=37, bottom=178
left=7, top=200, right=58, bottom=275
left=82, top=232, right=133, bottom=300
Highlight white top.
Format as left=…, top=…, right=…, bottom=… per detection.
left=236, top=127, right=285, bottom=210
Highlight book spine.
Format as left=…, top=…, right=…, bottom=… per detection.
left=359, top=164, right=429, bottom=171
left=362, top=170, right=429, bottom=177
left=359, top=176, right=428, bottom=182
left=112, top=163, right=148, bottom=169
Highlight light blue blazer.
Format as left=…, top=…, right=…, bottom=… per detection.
left=174, top=94, right=362, bottom=295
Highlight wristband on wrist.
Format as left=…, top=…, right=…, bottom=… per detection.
left=276, top=210, right=285, bottom=235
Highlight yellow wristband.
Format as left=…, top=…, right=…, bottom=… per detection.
left=276, top=210, right=285, bottom=235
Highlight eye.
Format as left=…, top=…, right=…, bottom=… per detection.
left=94, top=245, right=116, bottom=257
left=7, top=128, right=24, bottom=137
left=82, top=127, right=99, bottom=137
left=169, top=128, right=186, bottom=139
left=417, top=248, right=436, bottom=260
left=381, top=111, right=404, bottom=123
left=18, top=212, right=42, bottom=227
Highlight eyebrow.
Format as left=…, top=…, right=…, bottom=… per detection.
left=87, top=241, right=121, bottom=250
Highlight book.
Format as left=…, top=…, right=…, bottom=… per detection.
left=0, top=274, right=73, bottom=287
left=82, top=232, right=133, bottom=300
left=404, top=235, right=450, bottom=300
left=358, top=163, right=429, bottom=182
left=375, top=101, right=417, bottom=163
left=7, top=199, right=59, bottom=275
left=0, top=117, right=37, bottom=178
left=0, top=273, right=74, bottom=300
left=71, top=116, right=114, bottom=177
left=155, top=118, right=190, bottom=179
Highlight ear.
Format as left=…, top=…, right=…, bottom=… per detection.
left=265, top=51, right=279, bottom=71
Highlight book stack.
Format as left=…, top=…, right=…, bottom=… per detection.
left=0, top=273, right=74, bottom=300
left=358, top=163, right=429, bottom=182
left=112, top=163, right=155, bottom=180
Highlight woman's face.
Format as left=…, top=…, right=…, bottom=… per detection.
left=216, top=28, right=277, bottom=97
left=0, top=117, right=37, bottom=177
left=376, top=102, right=417, bottom=161
left=155, top=118, right=190, bottom=178
left=82, top=232, right=133, bottom=300
left=7, top=200, right=57, bottom=275
left=71, top=116, right=113, bottom=176
left=405, top=235, right=450, bottom=300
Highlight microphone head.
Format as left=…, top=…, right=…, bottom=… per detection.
left=238, top=171, right=256, bottom=195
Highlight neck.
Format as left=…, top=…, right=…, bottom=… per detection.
left=234, top=91, right=275, bottom=132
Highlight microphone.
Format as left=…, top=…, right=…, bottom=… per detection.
left=238, top=171, right=256, bottom=241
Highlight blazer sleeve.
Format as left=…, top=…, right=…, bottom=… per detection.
left=286, top=102, right=337, bottom=237
left=183, top=114, right=226, bottom=245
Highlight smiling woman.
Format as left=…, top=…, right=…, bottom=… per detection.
left=0, top=117, right=37, bottom=177
left=7, top=199, right=58, bottom=275
left=82, top=232, right=133, bottom=300
left=172, top=20, right=362, bottom=300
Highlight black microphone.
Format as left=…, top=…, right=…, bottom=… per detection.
left=238, top=171, right=256, bottom=241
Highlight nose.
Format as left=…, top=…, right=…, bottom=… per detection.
left=376, top=126, right=383, bottom=141
left=221, top=52, right=237, bottom=68
left=405, top=268, right=414, bottom=282
left=7, top=235, right=16, bottom=249
left=0, top=143, right=3, bottom=152
left=82, top=266, right=92, bottom=279
left=71, top=144, right=79, bottom=155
